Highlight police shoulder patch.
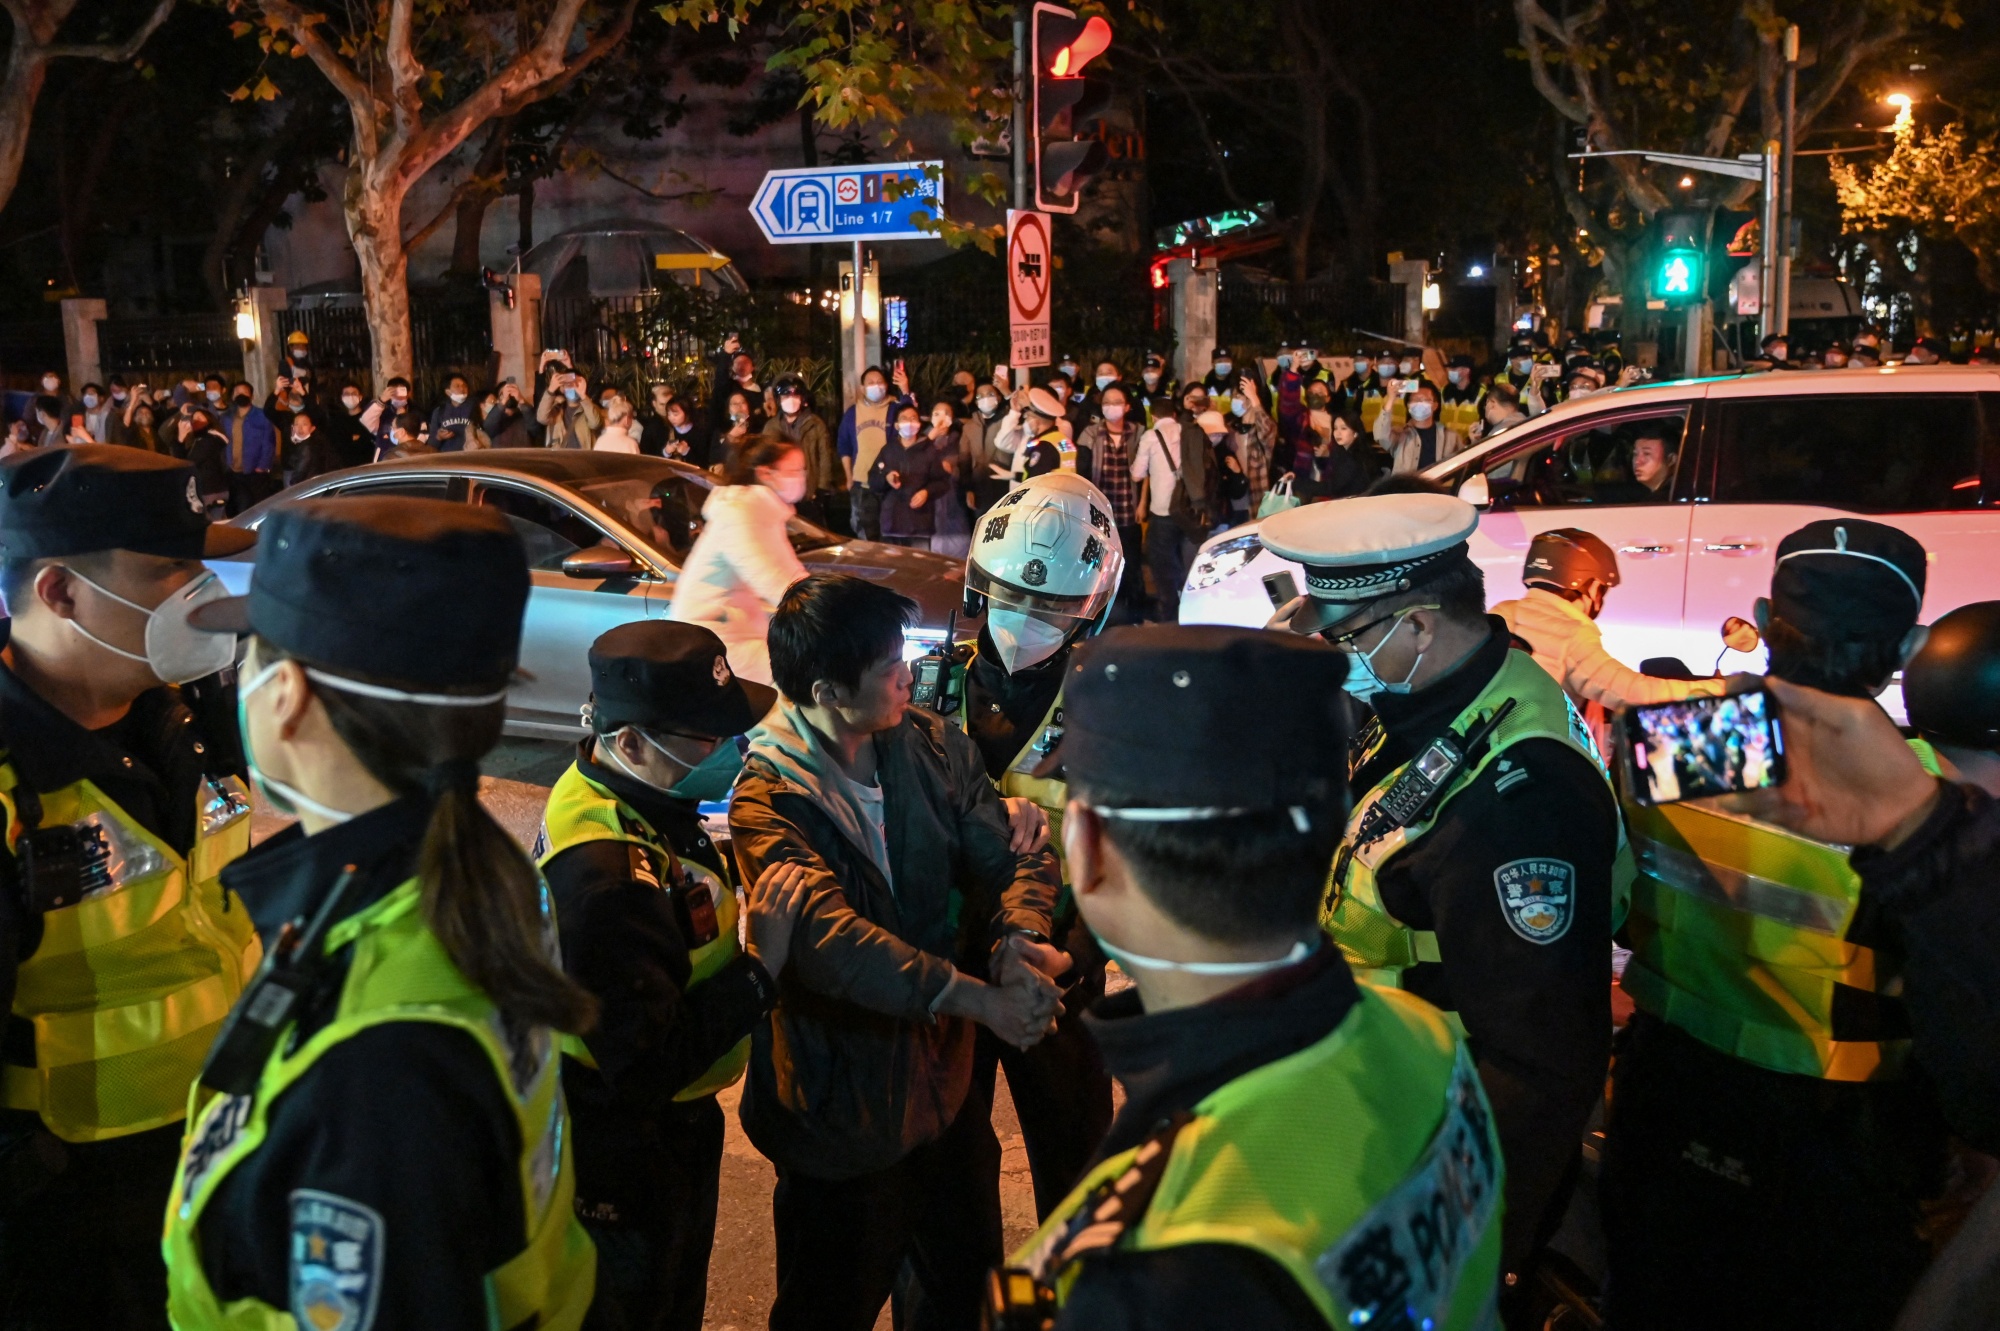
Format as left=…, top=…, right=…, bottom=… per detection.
left=1493, top=858, right=1575, bottom=944
left=290, top=1190, right=384, bottom=1331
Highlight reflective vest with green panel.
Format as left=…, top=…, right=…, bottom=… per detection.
left=956, top=649, right=1069, bottom=858
left=1009, top=985, right=1504, bottom=1330
left=161, top=877, right=595, bottom=1331
left=1324, top=648, right=1635, bottom=1027
left=1619, top=739, right=1931, bottom=1082
left=1, top=761, right=260, bottom=1142
left=536, top=762, right=747, bottom=1100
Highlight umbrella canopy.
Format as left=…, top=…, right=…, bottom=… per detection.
left=523, top=220, right=748, bottom=299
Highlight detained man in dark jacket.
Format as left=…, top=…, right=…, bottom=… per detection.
left=730, top=573, right=1065, bottom=1331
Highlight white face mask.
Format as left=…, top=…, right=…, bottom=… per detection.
left=41, top=377, right=58, bottom=392
left=1399, top=361, right=1418, bottom=375
left=897, top=422, right=921, bottom=439
left=1094, top=375, right=1115, bottom=390
left=779, top=395, right=802, bottom=416
left=1449, top=370, right=1468, bottom=387
left=977, top=396, right=1000, bottom=415
left=205, top=389, right=223, bottom=403
left=1409, top=401, right=1435, bottom=424
left=1102, top=403, right=1126, bottom=422
left=1376, top=364, right=1396, bottom=379
left=448, top=391, right=467, bottom=404
left=1142, top=373, right=1160, bottom=387
left=987, top=607, right=1071, bottom=673
left=864, top=383, right=886, bottom=403
left=82, top=393, right=99, bottom=408
left=62, top=569, right=235, bottom=685
left=1213, top=362, right=1232, bottom=376
left=239, top=661, right=357, bottom=824
left=342, top=394, right=362, bottom=410
left=771, top=473, right=808, bottom=504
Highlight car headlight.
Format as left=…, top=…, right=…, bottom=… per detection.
left=1186, top=534, right=1263, bottom=591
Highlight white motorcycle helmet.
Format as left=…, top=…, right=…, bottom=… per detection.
left=966, top=471, right=1125, bottom=673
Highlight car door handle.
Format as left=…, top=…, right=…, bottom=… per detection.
left=1704, top=541, right=1764, bottom=556
left=1618, top=543, right=1675, bottom=558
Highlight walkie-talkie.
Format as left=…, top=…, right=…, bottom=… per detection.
left=199, top=864, right=363, bottom=1096
left=1352, top=699, right=1519, bottom=848
left=910, top=608, right=963, bottom=715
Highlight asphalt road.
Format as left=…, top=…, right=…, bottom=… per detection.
left=254, top=735, right=1050, bottom=1331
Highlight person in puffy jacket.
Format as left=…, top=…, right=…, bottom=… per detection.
left=869, top=403, right=953, bottom=547
left=667, top=437, right=811, bottom=685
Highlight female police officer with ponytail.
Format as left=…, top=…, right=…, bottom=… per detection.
left=163, top=495, right=598, bottom=1330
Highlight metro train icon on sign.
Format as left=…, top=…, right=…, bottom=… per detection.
left=749, top=161, right=947, bottom=245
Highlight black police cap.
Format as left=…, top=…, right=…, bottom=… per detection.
left=1771, top=519, right=1926, bottom=642
left=588, top=621, right=775, bottom=739
left=1036, top=625, right=1350, bottom=815
left=1905, top=602, right=2000, bottom=749
left=192, top=495, right=528, bottom=691
left=0, top=444, right=256, bottom=561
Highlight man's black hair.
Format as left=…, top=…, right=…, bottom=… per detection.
left=33, top=395, right=61, bottom=421
left=1074, top=787, right=1344, bottom=944
left=1485, top=382, right=1521, bottom=410
left=386, top=376, right=412, bottom=390
left=768, top=573, right=917, bottom=704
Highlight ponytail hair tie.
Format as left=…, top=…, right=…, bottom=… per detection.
left=423, top=757, right=482, bottom=800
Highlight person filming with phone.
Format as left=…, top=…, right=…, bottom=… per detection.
left=1603, top=519, right=1950, bottom=1331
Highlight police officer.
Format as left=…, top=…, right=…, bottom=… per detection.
left=1604, top=519, right=1950, bottom=1331
left=1439, top=355, right=1482, bottom=438
left=1197, top=347, right=1238, bottom=415
left=953, top=472, right=1121, bottom=1215
left=988, top=625, right=1503, bottom=1331
left=163, top=496, right=597, bottom=1328
left=0, top=445, right=260, bottom=1330
left=1260, top=492, right=1628, bottom=1305
left=538, top=621, right=806, bottom=1331
left=1904, top=600, right=2000, bottom=790
left=1134, top=353, right=1177, bottom=427
left=1015, top=386, right=1077, bottom=477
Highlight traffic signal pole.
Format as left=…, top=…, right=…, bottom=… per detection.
left=1012, top=1, right=1029, bottom=389
left=1774, top=23, right=1799, bottom=339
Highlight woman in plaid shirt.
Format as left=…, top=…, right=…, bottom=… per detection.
left=1079, top=383, right=1149, bottom=621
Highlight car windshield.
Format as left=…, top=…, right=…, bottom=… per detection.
left=567, top=473, right=844, bottom=557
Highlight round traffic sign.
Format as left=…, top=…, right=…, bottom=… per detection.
left=1009, top=212, right=1051, bottom=323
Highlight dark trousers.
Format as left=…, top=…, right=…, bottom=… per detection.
left=1144, top=519, right=1194, bottom=623
left=581, top=1097, right=724, bottom=1331
left=1601, top=1014, right=1945, bottom=1331
left=768, top=1094, right=1001, bottom=1331
left=0, top=1121, right=179, bottom=1331
left=1110, top=523, right=1149, bottom=625
left=849, top=483, right=882, bottom=542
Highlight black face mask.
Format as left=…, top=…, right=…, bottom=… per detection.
left=233, top=396, right=252, bottom=409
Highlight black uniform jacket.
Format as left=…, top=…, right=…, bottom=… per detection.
left=1353, top=622, right=1618, bottom=1272
left=200, top=796, right=529, bottom=1331
left=962, top=631, right=1066, bottom=781
left=0, top=654, right=240, bottom=1125
left=540, top=746, right=775, bottom=1226
left=1053, top=948, right=1362, bottom=1328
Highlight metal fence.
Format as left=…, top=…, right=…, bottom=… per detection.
left=277, top=300, right=493, bottom=403
left=98, top=315, right=239, bottom=382
left=1218, top=277, right=1407, bottom=347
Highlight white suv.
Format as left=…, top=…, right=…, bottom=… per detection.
left=1180, top=365, right=2000, bottom=711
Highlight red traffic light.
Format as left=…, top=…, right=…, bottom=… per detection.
left=1048, top=15, right=1111, bottom=77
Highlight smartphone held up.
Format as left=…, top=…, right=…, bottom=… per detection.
left=1623, top=688, right=1786, bottom=806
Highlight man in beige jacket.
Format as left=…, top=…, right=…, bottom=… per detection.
left=1374, top=379, right=1466, bottom=475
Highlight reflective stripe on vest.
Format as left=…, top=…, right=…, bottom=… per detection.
left=1324, top=650, right=1634, bottom=1026
left=1013, top=986, right=1504, bottom=1330
left=162, top=880, right=595, bottom=1331
left=535, top=763, right=747, bottom=1100
left=1620, top=780, right=1916, bottom=1082
left=2, top=769, right=259, bottom=1143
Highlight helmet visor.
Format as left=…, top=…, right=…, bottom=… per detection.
left=968, top=561, right=1115, bottom=627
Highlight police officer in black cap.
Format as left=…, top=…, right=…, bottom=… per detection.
left=1606, top=518, right=1948, bottom=1331
left=989, top=625, right=1504, bottom=1331
left=536, top=620, right=808, bottom=1331
left=1134, top=353, right=1177, bottom=427
left=0, top=445, right=260, bottom=1330
left=160, top=495, right=599, bottom=1327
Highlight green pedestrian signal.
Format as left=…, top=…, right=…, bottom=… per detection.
left=1653, top=248, right=1705, bottom=306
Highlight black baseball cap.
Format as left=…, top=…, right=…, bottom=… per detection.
left=1771, top=519, right=1927, bottom=641
left=190, top=495, right=528, bottom=690
left=588, top=621, right=775, bottom=738
left=0, top=444, right=256, bottom=561
left=1036, top=625, right=1350, bottom=814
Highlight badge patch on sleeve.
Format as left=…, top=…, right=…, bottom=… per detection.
left=290, top=1190, right=384, bottom=1331
left=1493, top=858, right=1575, bottom=944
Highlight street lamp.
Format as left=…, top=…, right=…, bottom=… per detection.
left=1421, top=280, right=1441, bottom=313
left=1885, top=92, right=1914, bottom=132
left=233, top=304, right=256, bottom=343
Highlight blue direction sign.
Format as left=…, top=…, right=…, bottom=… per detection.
left=749, top=162, right=945, bottom=245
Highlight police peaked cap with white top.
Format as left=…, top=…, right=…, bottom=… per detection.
left=190, top=495, right=529, bottom=692
left=0, top=444, right=257, bottom=561
left=1259, top=493, right=1481, bottom=637
left=1034, top=624, right=1349, bottom=819
left=1770, top=519, right=1927, bottom=642
left=1025, top=387, right=1067, bottom=421
left=587, top=620, right=775, bottom=739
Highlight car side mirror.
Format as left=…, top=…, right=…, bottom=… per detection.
left=1720, top=616, right=1761, bottom=653
left=1457, top=472, right=1490, bottom=508
left=561, top=544, right=639, bottom=578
